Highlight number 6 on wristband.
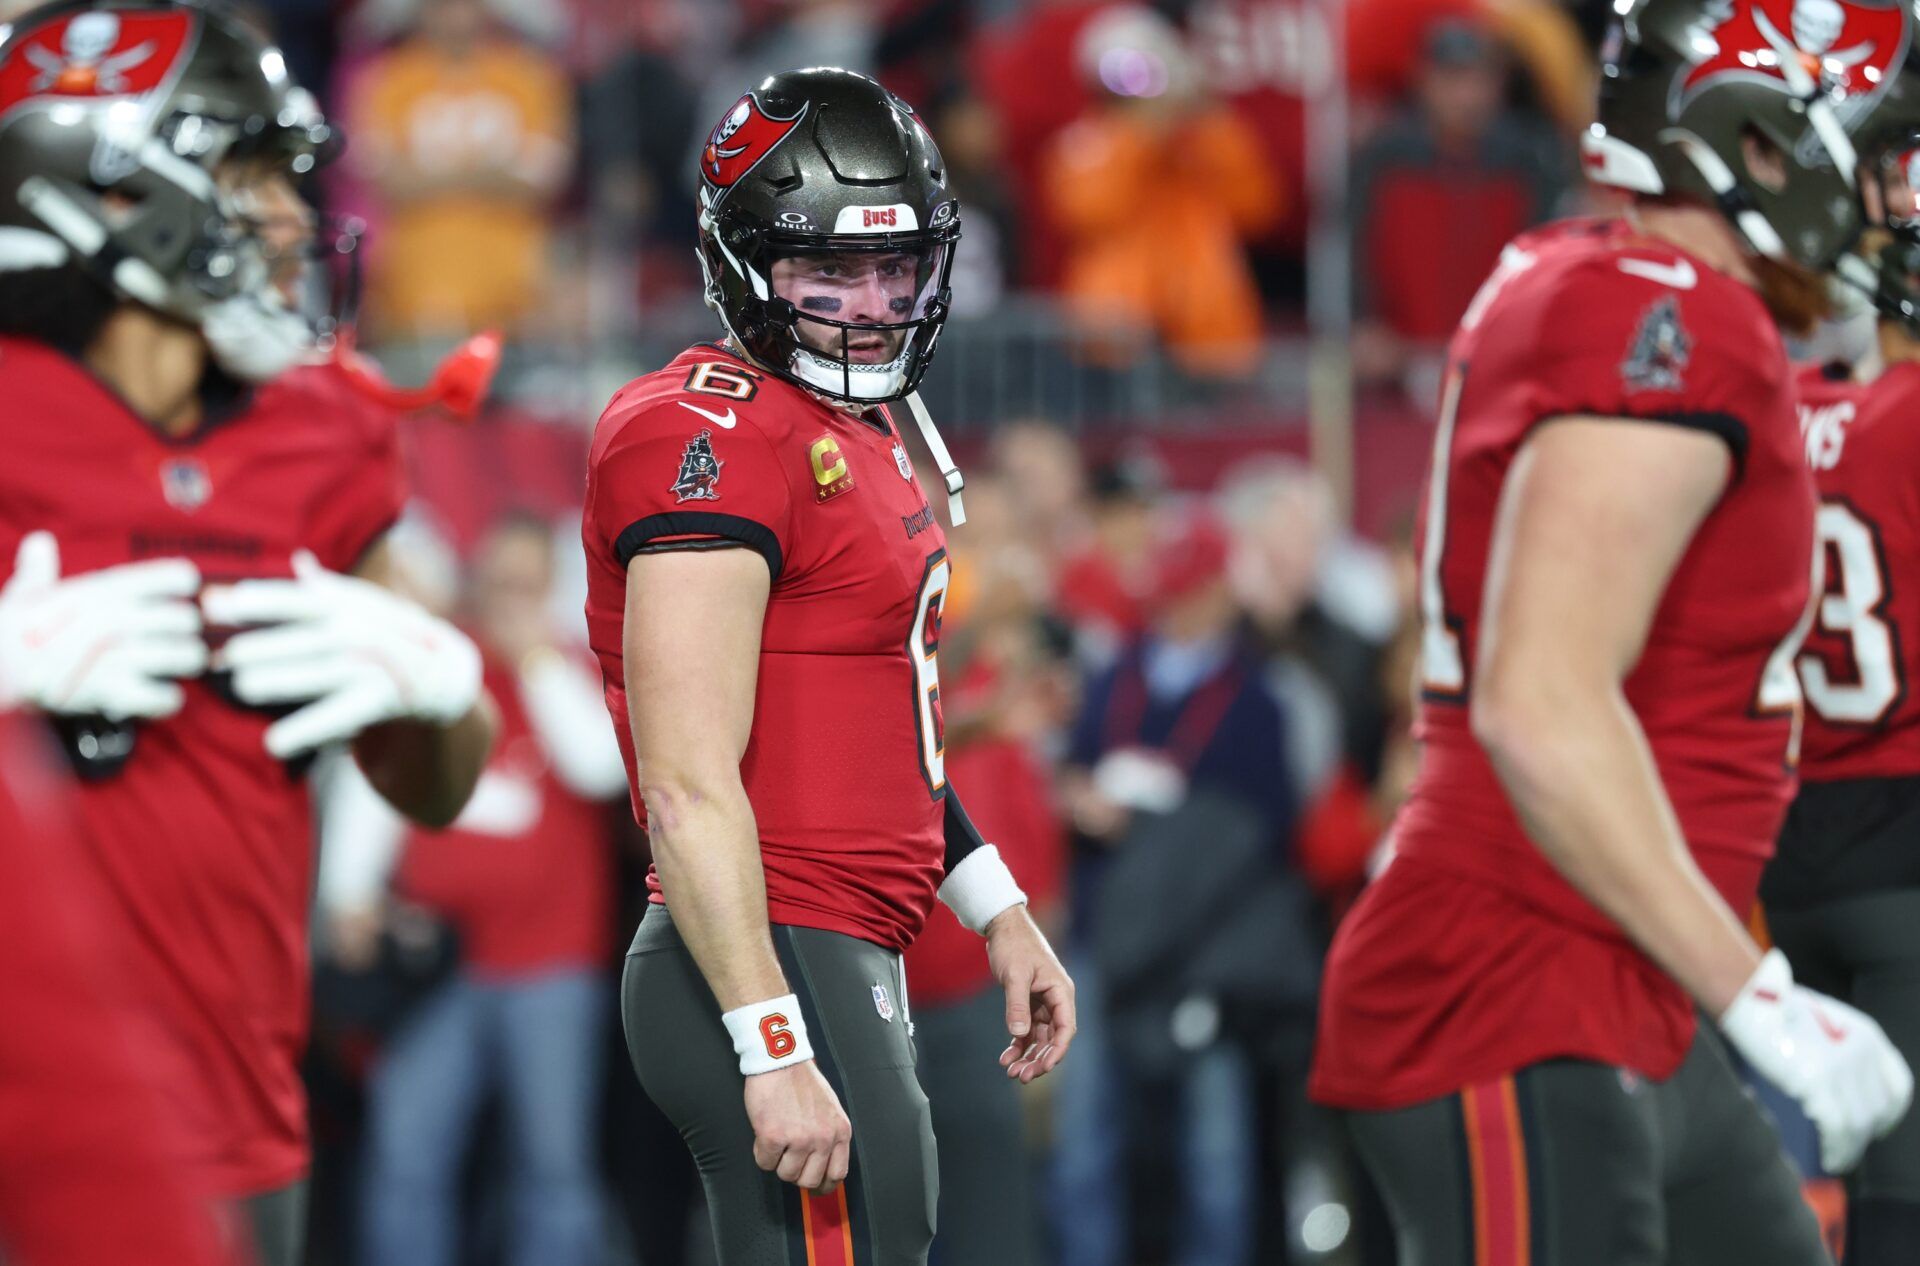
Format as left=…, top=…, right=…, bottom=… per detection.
left=761, top=1013, right=796, bottom=1060
left=725, top=994, right=814, bottom=1075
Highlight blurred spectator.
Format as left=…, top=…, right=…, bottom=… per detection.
left=1054, top=452, right=1164, bottom=666
left=1046, top=6, right=1283, bottom=377
left=577, top=28, right=700, bottom=307
left=1053, top=510, right=1308, bottom=1266
left=319, top=513, right=625, bottom=1266
left=928, top=85, right=1016, bottom=318
left=1349, top=19, right=1567, bottom=383
left=992, top=419, right=1095, bottom=561
left=346, top=0, right=574, bottom=341
left=906, top=618, right=1071, bottom=1266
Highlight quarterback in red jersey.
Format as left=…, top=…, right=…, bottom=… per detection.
left=586, top=69, right=1073, bottom=1265
left=0, top=4, right=494, bottom=1262
left=1311, top=2, right=1917, bottom=1262
left=1764, top=171, right=1920, bottom=1262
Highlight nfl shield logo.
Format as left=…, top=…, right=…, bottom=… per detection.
left=871, top=982, right=894, bottom=1022
left=892, top=443, right=913, bottom=481
left=160, top=458, right=211, bottom=512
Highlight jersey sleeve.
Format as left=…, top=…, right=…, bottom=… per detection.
left=1520, top=259, right=1783, bottom=478
left=306, top=399, right=409, bottom=573
left=589, top=405, right=796, bottom=580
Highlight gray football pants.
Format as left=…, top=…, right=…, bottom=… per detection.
left=622, top=905, right=937, bottom=1265
left=1343, top=1029, right=1829, bottom=1265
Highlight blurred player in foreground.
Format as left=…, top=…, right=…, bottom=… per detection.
left=0, top=3, right=495, bottom=1260
left=1312, top=1, right=1920, bottom=1262
left=1768, top=145, right=1920, bottom=1264
left=0, top=709, right=231, bottom=1266
left=584, top=68, right=1073, bottom=1264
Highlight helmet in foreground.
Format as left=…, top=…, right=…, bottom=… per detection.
left=0, top=0, right=346, bottom=380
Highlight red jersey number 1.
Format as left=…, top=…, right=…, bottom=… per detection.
left=910, top=552, right=950, bottom=796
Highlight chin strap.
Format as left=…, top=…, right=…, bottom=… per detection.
left=904, top=390, right=966, bottom=527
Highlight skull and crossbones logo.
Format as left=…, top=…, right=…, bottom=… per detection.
left=23, top=13, right=157, bottom=96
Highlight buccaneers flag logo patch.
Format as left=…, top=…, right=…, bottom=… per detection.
left=1673, top=0, right=1907, bottom=117
left=672, top=429, right=724, bottom=503
left=0, top=10, right=197, bottom=122
left=701, top=92, right=806, bottom=191
left=1622, top=296, right=1692, bottom=393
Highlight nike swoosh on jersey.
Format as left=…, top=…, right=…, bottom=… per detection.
left=1616, top=257, right=1698, bottom=290
left=678, top=400, right=738, bottom=429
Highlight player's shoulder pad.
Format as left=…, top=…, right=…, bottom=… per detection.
left=594, top=346, right=800, bottom=449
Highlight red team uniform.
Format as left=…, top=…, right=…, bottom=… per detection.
left=0, top=335, right=407, bottom=1196
left=584, top=342, right=952, bottom=950
left=0, top=712, right=230, bottom=1266
left=1312, top=218, right=1817, bottom=1109
left=1790, top=362, right=1920, bottom=782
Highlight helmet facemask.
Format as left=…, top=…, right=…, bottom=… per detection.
left=1837, top=132, right=1920, bottom=331
left=700, top=198, right=959, bottom=404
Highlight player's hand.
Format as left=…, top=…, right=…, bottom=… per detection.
left=743, top=1060, right=852, bottom=1196
left=986, top=905, right=1076, bottom=1083
left=1720, top=949, right=1914, bottom=1173
left=0, top=532, right=206, bottom=720
left=203, top=551, right=482, bottom=758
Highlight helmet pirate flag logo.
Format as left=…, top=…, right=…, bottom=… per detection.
left=1673, top=0, right=1907, bottom=118
left=0, top=10, right=197, bottom=121
left=671, top=429, right=724, bottom=503
left=700, top=92, right=806, bottom=192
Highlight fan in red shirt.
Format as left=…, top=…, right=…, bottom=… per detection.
left=1311, top=3, right=1920, bottom=1263
left=587, top=69, right=1074, bottom=1265
left=0, top=5, right=496, bottom=1262
left=0, top=711, right=232, bottom=1266
left=1763, top=167, right=1920, bottom=1262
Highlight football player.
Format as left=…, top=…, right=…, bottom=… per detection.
left=0, top=3, right=495, bottom=1263
left=1311, top=2, right=1920, bottom=1263
left=585, top=69, right=1074, bottom=1264
left=1765, top=143, right=1920, bottom=1265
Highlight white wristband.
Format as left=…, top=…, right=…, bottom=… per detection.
left=721, top=994, right=814, bottom=1076
left=938, top=844, right=1028, bottom=934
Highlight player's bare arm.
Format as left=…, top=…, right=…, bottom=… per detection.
left=623, top=547, right=851, bottom=1197
left=347, top=538, right=498, bottom=827
left=1471, top=416, right=1762, bottom=1012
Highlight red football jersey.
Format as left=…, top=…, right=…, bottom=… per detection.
left=0, top=713, right=232, bottom=1266
left=584, top=344, right=952, bottom=952
left=1311, top=220, right=1817, bottom=1110
left=0, top=336, right=407, bottom=1195
left=1794, top=362, right=1920, bottom=781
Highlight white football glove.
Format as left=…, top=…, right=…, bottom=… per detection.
left=0, top=531, right=206, bottom=720
left=203, top=551, right=481, bottom=759
left=1720, top=948, right=1914, bottom=1174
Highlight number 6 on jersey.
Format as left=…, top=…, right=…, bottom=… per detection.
left=910, top=552, right=950, bottom=795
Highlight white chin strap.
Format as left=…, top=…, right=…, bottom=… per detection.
left=789, top=341, right=910, bottom=400
left=200, top=292, right=318, bottom=383
left=904, top=390, right=966, bottom=527
left=1664, top=129, right=1792, bottom=259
